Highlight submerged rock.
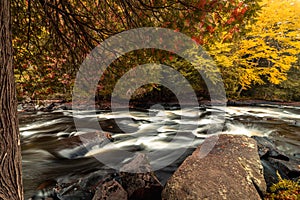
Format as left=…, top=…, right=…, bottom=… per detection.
left=162, top=134, right=266, bottom=200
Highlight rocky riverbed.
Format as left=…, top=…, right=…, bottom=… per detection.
left=28, top=134, right=299, bottom=200
left=20, top=101, right=300, bottom=199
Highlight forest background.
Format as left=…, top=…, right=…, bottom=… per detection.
left=12, top=0, right=300, bottom=104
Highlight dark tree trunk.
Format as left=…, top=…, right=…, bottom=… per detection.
left=0, top=0, right=24, bottom=199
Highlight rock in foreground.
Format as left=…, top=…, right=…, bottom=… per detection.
left=162, top=134, right=266, bottom=200
left=30, top=154, right=162, bottom=200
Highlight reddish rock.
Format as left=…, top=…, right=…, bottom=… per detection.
left=162, top=134, right=267, bottom=200
left=120, top=153, right=163, bottom=200
left=92, top=180, right=127, bottom=200
left=93, top=153, right=163, bottom=200
left=120, top=172, right=162, bottom=200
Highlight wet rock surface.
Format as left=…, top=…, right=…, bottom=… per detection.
left=92, top=179, right=127, bottom=200
left=162, top=134, right=267, bottom=200
left=19, top=100, right=71, bottom=112
left=29, top=134, right=300, bottom=200
left=30, top=154, right=163, bottom=200
left=26, top=115, right=300, bottom=200
left=252, top=136, right=300, bottom=187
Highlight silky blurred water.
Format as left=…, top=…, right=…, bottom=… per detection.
left=20, top=105, right=300, bottom=199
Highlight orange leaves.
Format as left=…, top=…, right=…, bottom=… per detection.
left=184, top=19, right=190, bottom=27
left=206, top=25, right=215, bottom=34
left=187, top=0, right=259, bottom=46
left=226, top=17, right=236, bottom=25
left=240, top=6, right=248, bottom=15
left=192, top=36, right=203, bottom=45
left=197, top=0, right=207, bottom=9
left=48, top=72, right=55, bottom=79
left=227, top=3, right=248, bottom=25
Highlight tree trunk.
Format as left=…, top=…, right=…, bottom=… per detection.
left=0, top=0, right=24, bottom=199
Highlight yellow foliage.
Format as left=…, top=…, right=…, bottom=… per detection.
left=208, top=0, right=300, bottom=97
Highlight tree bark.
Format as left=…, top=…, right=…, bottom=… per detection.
left=0, top=0, right=24, bottom=199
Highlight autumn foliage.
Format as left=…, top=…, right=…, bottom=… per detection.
left=11, top=0, right=300, bottom=101
left=208, top=0, right=300, bottom=98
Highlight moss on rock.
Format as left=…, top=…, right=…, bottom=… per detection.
left=264, top=173, right=300, bottom=200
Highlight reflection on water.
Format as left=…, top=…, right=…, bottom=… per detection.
left=20, top=105, right=300, bottom=199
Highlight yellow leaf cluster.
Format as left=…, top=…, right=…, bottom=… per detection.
left=208, top=0, right=300, bottom=96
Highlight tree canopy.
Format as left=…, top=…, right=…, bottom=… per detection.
left=11, top=0, right=300, bottom=101
left=208, top=0, right=300, bottom=97
left=12, top=0, right=262, bottom=101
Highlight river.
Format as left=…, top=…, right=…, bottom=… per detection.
left=19, top=104, right=300, bottom=199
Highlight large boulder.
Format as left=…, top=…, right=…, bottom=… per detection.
left=162, top=134, right=267, bottom=200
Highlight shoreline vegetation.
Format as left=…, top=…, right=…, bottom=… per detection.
left=17, top=98, right=300, bottom=112
left=264, top=175, right=300, bottom=200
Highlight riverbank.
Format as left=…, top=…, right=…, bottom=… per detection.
left=18, top=99, right=300, bottom=112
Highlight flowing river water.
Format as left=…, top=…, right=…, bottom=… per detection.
left=19, top=104, right=300, bottom=199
